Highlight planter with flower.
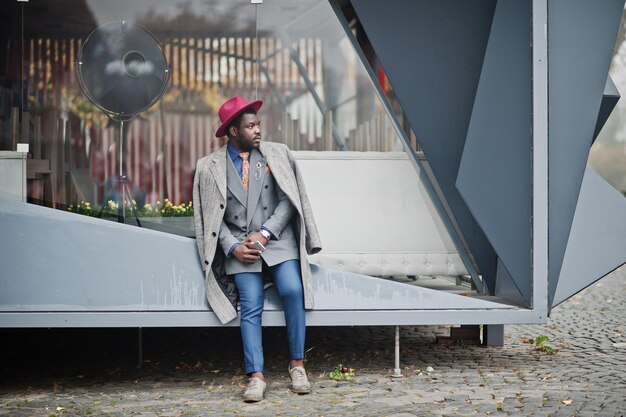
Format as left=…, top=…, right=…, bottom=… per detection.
left=68, top=199, right=195, bottom=237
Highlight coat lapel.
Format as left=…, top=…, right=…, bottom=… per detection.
left=261, top=142, right=299, bottom=207
left=208, top=145, right=228, bottom=200
left=226, top=152, right=248, bottom=206
left=246, top=148, right=266, bottom=228
left=260, top=142, right=280, bottom=178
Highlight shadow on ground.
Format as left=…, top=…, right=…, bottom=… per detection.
left=0, top=325, right=459, bottom=388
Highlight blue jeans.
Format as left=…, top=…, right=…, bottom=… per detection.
left=233, top=259, right=306, bottom=375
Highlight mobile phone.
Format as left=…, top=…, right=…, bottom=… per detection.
left=251, top=240, right=266, bottom=253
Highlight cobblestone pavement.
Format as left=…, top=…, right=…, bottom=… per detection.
left=1, top=269, right=625, bottom=417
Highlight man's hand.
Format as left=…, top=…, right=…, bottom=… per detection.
left=244, top=232, right=269, bottom=247
left=232, top=243, right=262, bottom=264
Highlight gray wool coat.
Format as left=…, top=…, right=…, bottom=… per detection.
left=193, top=141, right=322, bottom=324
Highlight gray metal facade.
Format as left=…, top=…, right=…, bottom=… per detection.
left=547, top=0, right=625, bottom=309
left=352, top=0, right=626, bottom=316
left=2, top=0, right=625, bottom=327
left=350, top=0, right=500, bottom=294
left=456, top=0, right=532, bottom=307
left=0, top=197, right=523, bottom=327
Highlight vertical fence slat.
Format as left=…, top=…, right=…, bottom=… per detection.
left=205, top=37, right=211, bottom=86
left=158, top=113, right=164, bottom=202
left=134, top=119, right=140, bottom=190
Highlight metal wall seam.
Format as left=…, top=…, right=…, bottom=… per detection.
left=0, top=309, right=541, bottom=328
left=531, top=0, right=549, bottom=320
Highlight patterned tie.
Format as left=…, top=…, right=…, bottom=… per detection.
left=240, top=151, right=250, bottom=191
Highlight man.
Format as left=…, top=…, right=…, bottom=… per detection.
left=193, top=96, right=322, bottom=402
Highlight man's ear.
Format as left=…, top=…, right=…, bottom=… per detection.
left=229, top=126, right=237, bottom=137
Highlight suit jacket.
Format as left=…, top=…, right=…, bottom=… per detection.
left=221, top=148, right=299, bottom=275
left=193, top=141, right=322, bottom=324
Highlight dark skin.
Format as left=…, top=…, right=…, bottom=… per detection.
left=226, top=111, right=304, bottom=380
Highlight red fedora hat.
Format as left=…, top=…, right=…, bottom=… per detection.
left=215, top=96, right=263, bottom=138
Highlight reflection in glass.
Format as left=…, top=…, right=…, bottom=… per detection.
left=257, top=1, right=404, bottom=152
left=1, top=0, right=403, bottom=225
left=76, top=21, right=169, bottom=118
left=0, top=0, right=473, bottom=291
left=590, top=24, right=626, bottom=196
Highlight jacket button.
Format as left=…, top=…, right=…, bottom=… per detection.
left=263, top=206, right=267, bottom=210
left=228, top=196, right=232, bottom=200
left=264, top=185, right=268, bottom=189
left=212, top=232, right=217, bottom=237
left=234, top=215, right=239, bottom=219
left=204, top=260, right=209, bottom=265
left=220, top=204, right=224, bottom=209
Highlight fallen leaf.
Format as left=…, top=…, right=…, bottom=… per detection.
left=562, top=400, right=572, bottom=405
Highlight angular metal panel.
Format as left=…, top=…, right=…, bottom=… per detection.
left=351, top=0, right=499, bottom=292
left=547, top=0, right=624, bottom=304
left=0, top=198, right=208, bottom=311
left=552, top=168, right=626, bottom=307
left=456, top=0, right=532, bottom=306
left=495, top=258, right=528, bottom=307
left=305, top=264, right=515, bottom=310
left=0, top=199, right=515, bottom=315
left=592, top=75, right=620, bottom=143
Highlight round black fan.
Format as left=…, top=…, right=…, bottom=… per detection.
left=76, top=21, right=169, bottom=120
left=75, top=21, right=170, bottom=224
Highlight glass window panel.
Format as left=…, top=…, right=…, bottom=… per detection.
left=0, top=0, right=472, bottom=291
left=589, top=23, right=626, bottom=196
left=1, top=0, right=258, bottom=234
left=256, top=0, right=405, bottom=152
left=255, top=1, right=471, bottom=291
